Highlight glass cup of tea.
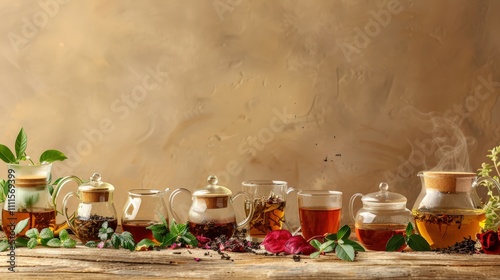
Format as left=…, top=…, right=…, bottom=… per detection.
left=242, top=180, right=297, bottom=241
left=121, top=188, right=169, bottom=243
left=297, top=190, right=342, bottom=241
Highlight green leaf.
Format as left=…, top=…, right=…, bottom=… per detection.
left=15, top=128, right=27, bottom=161
left=46, top=238, right=62, bottom=247
left=169, top=221, right=180, bottom=236
left=309, top=251, right=321, bottom=259
left=406, top=222, right=414, bottom=236
left=407, top=234, right=431, bottom=251
left=14, top=218, right=30, bottom=235
left=121, top=238, right=136, bottom=252
left=161, top=232, right=178, bottom=247
left=386, top=234, right=406, bottom=252
left=85, top=241, right=98, bottom=248
left=183, top=232, right=198, bottom=247
left=343, top=239, right=365, bottom=252
left=136, top=239, right=157, bottom=250
left=27, top=238, right=38, bottom=249
left=309, top=239, right=322, bottom=250
left=0, top=144, right=16, bottom=163
left=111, top=233, right=120, bottom=249
left=0, top=240, right=9, bottom=252
left=58, top=229, right=68, bottom=241
left=335, top=244, right=355, bottom=262
left=62, top=238, right=76, bottom=248
left=26, top=228, right=39, bottom=239
left=319, top=240, right=335, bottom=251
left=40, top=228, right=54, bottom=240
left=336, top=225, right=351, bottom=240
left=39, top=149, right=67, bottom=163
left=15, top=237, right=29, bottom=247
left=324, top=233, right=337, bottom=241
left=147, top=223, right=168, bottom=242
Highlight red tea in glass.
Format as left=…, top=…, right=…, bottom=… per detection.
left=355, top=224, right=406, bottom=251
left=122, top=220, right=157, bottom=243
left=299, top=207, right=341, bottom=240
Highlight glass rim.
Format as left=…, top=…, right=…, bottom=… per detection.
left=298, top=190, right=342, bottom=197
left=128, top=189, right=163, bottom=196
left=6, top=162, right=53, bottom=167
left=241, top=180, right=287, bottom=187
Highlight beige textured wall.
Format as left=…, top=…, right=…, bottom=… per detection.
left=1, top=0, right=499, bottom=225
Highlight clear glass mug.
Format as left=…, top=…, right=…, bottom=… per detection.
left=122, top=188, right=169, bottom=243
left=242, top=180, right=298, bottom=241
left=297, top=190, right=342, bottom=241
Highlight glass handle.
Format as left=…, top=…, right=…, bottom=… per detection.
left=167, top=188, right=191, bottom=224
left=232, top=191, right=253, bottom=229
left=62, top=191, right=78, bottom=233
left=349, top=193, right=363, bottom=223
left=52, top=175, right=83, bottom=212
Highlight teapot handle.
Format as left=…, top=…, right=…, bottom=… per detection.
left=52, top=175, right=84, bottom=210
left=473, top=176, right=500, bottom=205
left=231, top=191, right=254, bottom=229
left=62, top=191, right=78, bottom=233
left=349, top=193, right=363, bottom=223
left=168, top=188, right=191, bottom=224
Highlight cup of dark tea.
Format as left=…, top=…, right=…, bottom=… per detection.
left=297, top=190, right=342, bottom=241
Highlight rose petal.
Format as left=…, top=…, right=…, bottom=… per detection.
left=261, top=230, right=292, bottom=253
left=477, top=230, right=500, bottom=254
left=284, top=236, right=317, bottom=255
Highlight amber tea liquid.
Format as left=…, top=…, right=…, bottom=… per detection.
left=122, top=220, right=159, bottom=243
left=189, top=221, right=236, bottom=240
left=245, top=199, right=286, bottom=239
left=2, top=208, right=56, bottom=237
left=413, top=209, right=485, bottom=249
left=355, top=224, right=407, bottom=251
left=299, top=207, right=341, bottom=240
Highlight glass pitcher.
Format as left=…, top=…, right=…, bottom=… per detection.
left=350, top=182, right=413, bottom=251
left=61, top=173, right=117, bottom=244
left=1, top=163, right=68, bottom=237
left=122, top=188, right=169, bottom=243
left=413, top=171, right=500, bottom=249
left=169, top=175, right=253, bottom=240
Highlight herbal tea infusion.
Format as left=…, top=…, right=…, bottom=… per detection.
left=245, top=195, right=286, bottom=239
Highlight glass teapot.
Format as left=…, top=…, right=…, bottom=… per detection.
left=1, top=163, right=69, bottom=237
left=60, top=173, right=117, bottom=244
left=168, top=175, right=254, bottom=240
left=349, top=182, right=413, bottom=251
left=413, top=171, right=500, bottom=249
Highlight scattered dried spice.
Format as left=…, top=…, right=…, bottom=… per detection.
left=292, top=255, right=301, bottom=262
left=435, top=236, right=478, bottom=255
left=74, top=214, right=117, bottom=244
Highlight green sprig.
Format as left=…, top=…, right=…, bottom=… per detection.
left=478, top=145, right=500, bottom=231
left=85, top=221, right=136, bottom=251
left=385, top=223, right=430, bottom=252
left=309, top=225, right=365, bottom=261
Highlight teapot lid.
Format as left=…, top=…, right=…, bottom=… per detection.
left=361, top=182, right=407, bottom=209
left=79, top=173, right=115, bottom=193
left=192, top=175, right=232, bottom=197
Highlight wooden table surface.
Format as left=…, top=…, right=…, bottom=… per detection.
left=1, top=231, right=499, bottom=279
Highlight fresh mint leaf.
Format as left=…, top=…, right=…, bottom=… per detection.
left=169, top=222, right=180, bottom=236
left=26, top=228, right=39, bottom=239
left=336, top=225, right=351, bottom=240
left=0, top=144, right=16, bottom=164
left=343, top=239, right=365, bottom=252
left=120, top=232, right=136, bottom=252
left=386, top=234, right=406, bottom=252
left=62, top=239, right=76, bottom=248
left=85, top=241, right=98, bottom=248
left=324, top=233, right=337, bottom=241
left=0, top=240, right=9, bottom=252
left=40, top=228, right=54, bottom=240
left=27, top=238, right=38, bottom=249
left=147, top=223, right=168, bottom=242
left=136, top=239, right=157, bottom=250
left=111, top=233, right=120, bottom=249
left=310, top=239, right=321, bottom=250
left=15, top=128, right=27, bottom=161
left=58, top=229, right=68, bottom=241
left=14, top=218, right=30, bottom=235
left=162, top=232, right=178, bottom=247
left=407, top=234, right=431, bottom=251
left=319, top=240, right=335, bottom=251
left=39, top=149, right=67, bottom=163
left=336, top=244, right=355, bottom=262
left=406, top=222, right=414, bottom=237
left=309, top=251, right=321, bottom=259
left=46, top=238, right=62, bottom=247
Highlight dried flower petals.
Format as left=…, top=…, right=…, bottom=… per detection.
left=284, top=236, right=316, bottom=255
left=261, top=230, right=292, bottom=253
left=477, top=230, right=500, bottom=254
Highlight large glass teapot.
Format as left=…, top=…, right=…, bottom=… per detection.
left=60, top=173, right=117, bottom=244
left=413, top=171, right=500, bottom=249
left=349, top=182, right=413, bottom=251
left=168, top=175, right=253, bottom=240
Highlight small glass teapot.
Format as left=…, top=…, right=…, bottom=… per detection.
left=60, top=173, right=117, bottom=244
left=168, top=175, right=254, bottom=240
left=349, top=182, right=412, bottom=251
